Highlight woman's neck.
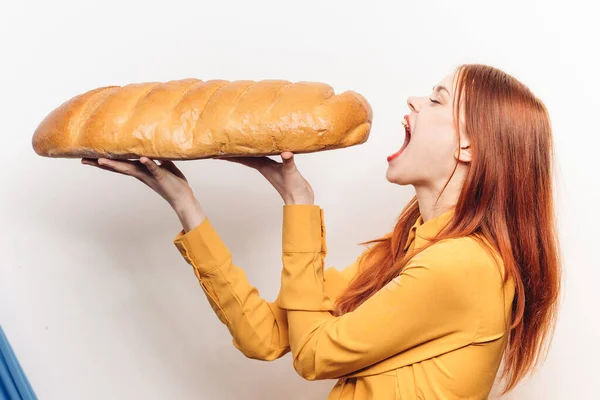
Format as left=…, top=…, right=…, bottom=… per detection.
left=413, top=176, right=464, bottom=223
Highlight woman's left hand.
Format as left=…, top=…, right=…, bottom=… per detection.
left=216, top=151, right=314, bottom=205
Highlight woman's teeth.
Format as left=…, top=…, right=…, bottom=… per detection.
left=401, top=118, right=409, bottom=130
left=387, top=124, right=411, bottom=162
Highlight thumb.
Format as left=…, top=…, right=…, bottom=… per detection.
left=140, top=157, right=165, bottom=179
left=159, top=160, right=187, bottom=181
left=281, top=152, right=297, bottom=171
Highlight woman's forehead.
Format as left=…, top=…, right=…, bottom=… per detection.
left=439, top=72, right=457, bottom=92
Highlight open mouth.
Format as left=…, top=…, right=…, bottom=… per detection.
left=387, top=115, right=412, bottom=162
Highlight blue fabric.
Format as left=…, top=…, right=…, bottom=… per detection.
left=0, top=326, right=37, bottom=400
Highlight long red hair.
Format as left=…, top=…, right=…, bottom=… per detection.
left=334, top=64, right=562, bottom=394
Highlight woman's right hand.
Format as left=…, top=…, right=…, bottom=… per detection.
left=216, top=152, right=314, bottom=205
left=81, top=157, right=197, bottom=211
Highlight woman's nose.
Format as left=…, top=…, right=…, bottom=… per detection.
left=407, top=96, right=420, bottom=113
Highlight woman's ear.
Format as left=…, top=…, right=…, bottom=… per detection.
left=454, top=143, right=472, bottom=163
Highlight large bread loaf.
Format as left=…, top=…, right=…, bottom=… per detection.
left=32, top=78, right=372, bottom=160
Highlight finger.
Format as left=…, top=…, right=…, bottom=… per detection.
left=97, top=158, right=147, bottom=179
left=158, top=160, right=187, bottom=181
left=281, top=152, right=297, bottom=172
left=81, top=158, right=132, bottom=176
left=139, top=157, right=164, bottom=179
left=218, top=156, right=278, bottom=170
left=214, top=156, right=256, bottom=165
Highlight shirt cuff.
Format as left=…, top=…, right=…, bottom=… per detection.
left=173, top=216, right=232, bottom=276
left=282, top=204, right=327, bottom=255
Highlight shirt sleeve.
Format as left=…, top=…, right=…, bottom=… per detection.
left=278, top=204, right=481, bottom=380
left=172, top=215, right=361, bottom=361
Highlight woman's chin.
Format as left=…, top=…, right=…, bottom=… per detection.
left=385, top=168, right=411, bottom=186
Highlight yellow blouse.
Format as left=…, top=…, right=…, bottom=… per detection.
left=173, top=205, right=515, bottom=399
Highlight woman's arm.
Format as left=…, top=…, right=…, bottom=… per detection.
left=278, top=204, right=483, bottom=380
left=172, top=202, right=362, bottom=361
left=82, top=152, right=379, bottom=364
left=173, top=213, right=289, bottom=360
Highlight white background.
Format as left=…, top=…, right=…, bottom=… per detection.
left=1, top=0, right=598, bottom=399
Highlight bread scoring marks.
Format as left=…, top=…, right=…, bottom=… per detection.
left=173, top=109, right=198, bottom=151
left=226, top=81, right=255, bottom=151
left=171, top=80, right=203, bottom=153
left=132, top=122, right=158, bottom=154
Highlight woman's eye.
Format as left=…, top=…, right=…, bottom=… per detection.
left=429, top=98, right=441, bottom=104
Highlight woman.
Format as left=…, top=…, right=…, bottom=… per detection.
left=81, top=64, right=562, bottom=399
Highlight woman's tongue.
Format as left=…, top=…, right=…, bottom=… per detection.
left=387, top=131, right=411, bottom=162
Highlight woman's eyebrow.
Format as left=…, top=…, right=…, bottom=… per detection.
left=432, top=85, right=451, bottom=96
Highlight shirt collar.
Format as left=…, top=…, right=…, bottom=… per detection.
left=403, top=207, right=456, bottom=251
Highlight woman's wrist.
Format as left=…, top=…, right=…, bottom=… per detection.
left=284, top=194, right=314, bottom=205
left=172, top=197, right=207, bottom=233
left=285, top=200, right=314, bottom=205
